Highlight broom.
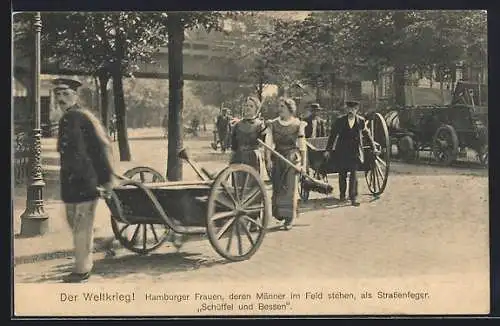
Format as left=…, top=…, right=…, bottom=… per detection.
left=257, top=139, right=333, bottom=195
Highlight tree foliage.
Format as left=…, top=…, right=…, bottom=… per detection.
left=258, top=10, right=487, bottom=107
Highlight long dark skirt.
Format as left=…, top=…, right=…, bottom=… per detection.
left=230, top=149, right=262, bottom=172
left=230, top=149, right=265, bottom=219
left=271, top=149, right=300, bottom=220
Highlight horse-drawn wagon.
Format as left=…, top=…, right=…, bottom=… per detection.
left=103, top=149, right=270, bottom=262
left=299, top=112, right=391, bottom=201
left=384, top=81, right=488, bottom=166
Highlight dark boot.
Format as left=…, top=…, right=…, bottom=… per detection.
left=63, top=272, right=91, bottom=283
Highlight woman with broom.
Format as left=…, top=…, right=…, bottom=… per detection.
left=265, top=97, right=307, bottom=230
left=228, top=96, right=267, bottom=232
left=230, top=96, right=267, bottom=173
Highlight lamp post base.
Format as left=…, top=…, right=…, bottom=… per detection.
left=20, top=212, right=49, bottom=237
left=20, top=181, right=49, bottom=237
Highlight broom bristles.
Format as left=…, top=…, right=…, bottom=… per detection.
left=301, top=177, right=333, bottom=194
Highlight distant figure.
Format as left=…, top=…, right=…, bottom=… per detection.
left=202, top=117, right=207, bottom=132
left=191, top=117, right=200, bottom=137
left=304, top=103, right=327, bottom=138
left=216, top=108, right=231, bottom=152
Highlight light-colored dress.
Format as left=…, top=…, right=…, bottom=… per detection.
left=266, top=117, right=307, bottom=222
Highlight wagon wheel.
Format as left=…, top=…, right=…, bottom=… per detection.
left=123, top=166, right=165, bottom=183
left=206, top=164, right=270, bottom=262
left=110, top=167, right=169, bottom=255
left=365, top=112, right=390, bottom=196
left=432, top=125, right=459, bottom=165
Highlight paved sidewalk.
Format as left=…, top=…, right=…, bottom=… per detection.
left=14, top=131, right=228, bottom=265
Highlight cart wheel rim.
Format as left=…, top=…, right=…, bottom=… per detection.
left=111, top=218, right=170, bottom=255
left=365, top=113, right=390, bottom=195
left=123, top=166, right=165, bottom=183
left=206, top=164, right=270, bottom=261
left=110, top=170, right=169, bottom=254
left=432, top=125, right=459, bottom=165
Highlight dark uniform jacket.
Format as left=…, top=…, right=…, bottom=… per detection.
left=216, top=115, right=231, bottom=135
left=304, top=115, right=327, bottom=138
left=325, top=114, right=376, bottom=169
left=57, top=105, right=113, bottom=203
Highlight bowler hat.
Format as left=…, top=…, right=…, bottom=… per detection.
left=52, top=78, right=83, bottom=91
left=345, top=100, right=360, bottom=108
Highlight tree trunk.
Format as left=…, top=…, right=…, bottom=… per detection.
left=315, top=78, right=321, bottom=103
left=440, top=81, right=445, bottom=105
left=112, top=67, right=132, bottom=161
left=93, top=76, right=100, bottom=118
left=98, top=72, right=110, bottom=128
left=166, top=13, right=184, bottom=181
left=329, top=73, right=336, bottom=110
left=257, top=72, right=264, bottom=103
left=392, top=11, right=407, bottom=107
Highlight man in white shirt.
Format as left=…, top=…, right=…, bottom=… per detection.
left=304, top=103, right=326, bottom=138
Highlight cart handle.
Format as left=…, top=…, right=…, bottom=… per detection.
left=178, top=147, right=216, bottom=181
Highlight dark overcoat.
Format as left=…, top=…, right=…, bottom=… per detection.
left=325, top=114, right=376, bottom=170
left=304, top=115, right=327, bottom=138
left=57, top=105, right=113, bottom=203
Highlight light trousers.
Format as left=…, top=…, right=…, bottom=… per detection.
left=65, top=200, right=98, bottom=274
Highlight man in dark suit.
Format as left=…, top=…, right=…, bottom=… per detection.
left=55, top=78, right=114, bottom=282
left=304, top=103, right=327, bottom=138
left=216, top=108, right=231, bottom=152
left=324, top=100, right=376, bottom=206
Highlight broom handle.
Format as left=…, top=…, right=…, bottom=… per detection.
left=257, top=139, right=310, bottom=179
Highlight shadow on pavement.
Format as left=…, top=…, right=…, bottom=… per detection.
left=20, top=252, right=232, bottom=283
left=299, top=197, right=351, bottom=211
left=14, top=236, right=121, bottom=266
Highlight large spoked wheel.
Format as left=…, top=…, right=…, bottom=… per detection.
left=206, top=164, right=270, bottom=262
left=365, top=112, right=390, bottom=196
left=111, top=168, right=169, bottom=255
left=123, top=166, right=165, bottom=183
left=432, top=124, right=459, bottom=166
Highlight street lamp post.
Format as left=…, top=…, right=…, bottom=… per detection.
left=20, top=12, right=49, bottom=237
